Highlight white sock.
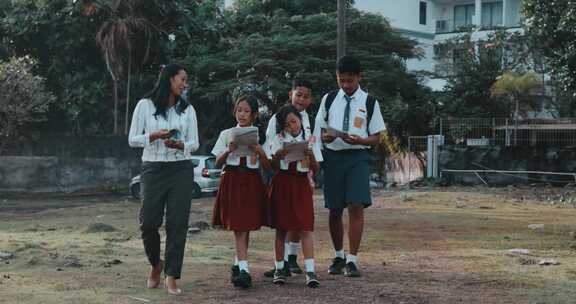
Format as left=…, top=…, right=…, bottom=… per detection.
left=346, top=254, right=358, bottom=265
left=283, top=242, right=290, bottom=260
left=234, top=257, right=239, bottom=266
left=304, top=259, right=315, bottom=273
left=335, top=250, right=345, bottom=259
left=288, top=242, right=300, bottom=256
left=238, top=260, right=249, bottom=273
left=275, top=260, right=285, bottom=270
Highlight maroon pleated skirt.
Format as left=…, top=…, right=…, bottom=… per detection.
left=269, top=169, right=314, bottom=231
left=212, top=169, right=268, bottom=231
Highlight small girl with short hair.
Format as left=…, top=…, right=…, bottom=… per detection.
left=267, top=104, right=320, bottom=288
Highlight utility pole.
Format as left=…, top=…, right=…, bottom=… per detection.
left=337, top=0, right=346, bottom=59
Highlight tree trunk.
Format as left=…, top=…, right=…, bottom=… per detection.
left=113, top=79, right=119, bottom=135
left=125, top=54, right=132, bottom=135
left=337, top=0, right=346, bottom=59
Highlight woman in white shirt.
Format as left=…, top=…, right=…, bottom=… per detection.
left=128, top=63, right=199, bottom=295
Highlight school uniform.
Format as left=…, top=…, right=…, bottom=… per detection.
left=267, top=131, right=321, bottom=231
left=128, top=98, right=199, bottom=280
left=312, top=87, right=386, bottom=210
left=265, top=111, right=323, bottom=162
left=211, top=126, right=268, bottom=231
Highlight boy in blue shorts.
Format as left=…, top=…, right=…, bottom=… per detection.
left=313, top=55, right=386, bottom=277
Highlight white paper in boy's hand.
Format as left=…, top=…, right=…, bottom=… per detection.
left=230, top=127, right=259, bottom=157
left=283, top=140, right=308, bottom=163
left=323, top=126, right=349, bottom=139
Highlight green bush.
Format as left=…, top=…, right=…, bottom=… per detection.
left=0, top=56, right=55, bottom=153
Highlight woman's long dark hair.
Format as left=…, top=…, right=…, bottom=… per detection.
left=144, top=63, right=189, bottom=119
left=275, top=104, right=305, bottom=140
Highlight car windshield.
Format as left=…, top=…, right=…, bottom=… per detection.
left=205, top=158, right=217, bottom=169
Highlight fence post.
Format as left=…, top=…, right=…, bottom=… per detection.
left=408, top=137, right=411, bottom=189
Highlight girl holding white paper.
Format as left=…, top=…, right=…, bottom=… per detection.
left=211, top=95, right=271, bottom=289
left=266, top=104, right=320, bottom=288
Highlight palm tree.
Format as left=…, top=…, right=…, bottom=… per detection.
left=491, top=72, right=542, bottom=145
left=95, top=0, right=153, bottom=134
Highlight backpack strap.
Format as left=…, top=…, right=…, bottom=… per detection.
left=324, top=90, right=377, bottom=136
left=323, top=90, right=339, bottom=125
left=365, top=94, right=376, bottom=136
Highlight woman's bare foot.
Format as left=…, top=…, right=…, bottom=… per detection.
left=146, top=260, right=163, bottom=288
left=165, top=276, right=182, bottom=295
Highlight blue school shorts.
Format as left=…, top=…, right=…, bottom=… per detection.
left=322, top=149, right=372, bottom=210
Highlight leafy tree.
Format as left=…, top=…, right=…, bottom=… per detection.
left=523, top=0, right=576, bottom=93
left=523, top=0, right=576, bottom=117
left=491, top=72, right=541, bottom=119
left=181, top=4, right=433, bottom=149
left=434, top=30, right=538, bottom=118
left=0, top=56, right=55, bottom=154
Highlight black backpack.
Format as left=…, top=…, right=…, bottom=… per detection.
left=323, top=90, right=377, bottom=135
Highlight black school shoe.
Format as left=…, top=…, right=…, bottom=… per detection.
left=344, top=262, right=362, bottom=278
left=287, top=255, right=303, bottom=274
left=264, top=262, right=291, bottom=278
left=305, top=272, right=320, bottom=288
left=272, top=269, right=287, bottom=284
left=328, top=257, right=346, bottom=275
left=232, top=270, right=252, bottom=289
left=230, top=265, right=240, bottom=283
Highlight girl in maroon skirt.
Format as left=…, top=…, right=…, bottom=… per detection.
left=267, top=105, right=321, bottom=288
left=212, top=95, right=271, bottom=289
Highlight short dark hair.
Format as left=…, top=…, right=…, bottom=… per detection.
left=336, top=55, right=362, bottom=74
left=292, top=78, right=313, bottom=91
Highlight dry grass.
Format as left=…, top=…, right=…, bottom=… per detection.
left=1, top=188, right=575, bottom=303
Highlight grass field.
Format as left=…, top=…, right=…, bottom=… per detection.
left=1, top=188, right=575, bottom=304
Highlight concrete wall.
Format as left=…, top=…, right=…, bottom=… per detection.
left=1, top=135, right=142, bottom=193
left=0, top=156, right=140, bottom=193
left=439, top=145, right=576, bottom=185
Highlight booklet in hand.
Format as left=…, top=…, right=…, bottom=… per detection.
left=230, top=126, right=259, bottom=157
left=322, top=126, right=349, bottom=139
left=283, top=140, right=308, bottom=163
left=169, top=129, right=182, bottom=140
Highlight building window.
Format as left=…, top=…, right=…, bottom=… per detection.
left=481, top=1, right=503, bottom=28
left=419, top=1, right=427, bottom=25
left=454, top=4, right=475, bottom=29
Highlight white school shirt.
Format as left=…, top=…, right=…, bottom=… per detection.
left=313, top=87, right=386, bottom=151
left=128, top=98, right=199, bottom=161
left=211, top=125, right=262, bottom=169
left=267, top=131, right=321, bottom=173
left=265, top=110, right=323, bottom=162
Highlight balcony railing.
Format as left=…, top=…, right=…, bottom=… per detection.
left=436, top=19, right=519, bottom=34
left=435, top=20, right=474, bottom=34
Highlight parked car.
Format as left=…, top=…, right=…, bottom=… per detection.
left=130, top=155, right=221, bottom=200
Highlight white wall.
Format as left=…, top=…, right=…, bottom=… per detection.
left=354, top=0, right=435, bottom=33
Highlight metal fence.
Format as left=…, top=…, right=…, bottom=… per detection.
left=438, top=118, right=576, bottom=147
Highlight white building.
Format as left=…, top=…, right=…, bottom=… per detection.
left=355, top=0, right=524, bottom=91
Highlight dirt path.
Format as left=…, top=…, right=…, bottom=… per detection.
left=1, top=189, right=575, bottom=303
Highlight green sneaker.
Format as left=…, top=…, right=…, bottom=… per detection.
left=305, top=272, right=320, bottom=288
left=328, top=257, right=346, bottom=275
left=344, top=262, right=361, bottom=278
left=230, top=265, right=240, bottom=283
left=272, top=269, right=287, bottom=284
left=264, top=262, right=291, bottom=278
left=232, top=270, right=252, bottom=289
left=263, top=267, right=275, bottom=278
left=287, top=255, right=303, bottom=274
